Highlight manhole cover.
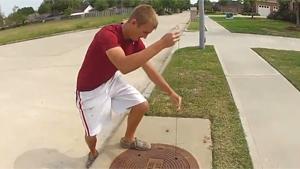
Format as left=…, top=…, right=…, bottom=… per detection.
left=109, top=144, right=200, bottom=169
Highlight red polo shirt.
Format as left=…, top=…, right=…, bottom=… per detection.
left=76, top=24, right=145, bottom=91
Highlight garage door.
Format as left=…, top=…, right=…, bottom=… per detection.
left=258, top=5, right=270, bottom=17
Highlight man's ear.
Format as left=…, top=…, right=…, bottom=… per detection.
left=130, top=18, right=137, bottom=26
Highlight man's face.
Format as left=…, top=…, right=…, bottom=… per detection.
left=130, top=19, right=155, bottom=41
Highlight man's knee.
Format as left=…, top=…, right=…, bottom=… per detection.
left=85, top=134, right=96, bottom=140
left=134, top=101, right=149, bottom=113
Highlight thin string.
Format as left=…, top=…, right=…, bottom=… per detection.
left=174, top=24, right=181, bottom=160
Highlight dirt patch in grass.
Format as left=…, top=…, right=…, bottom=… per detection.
left=286, top=26, right=300, bottom=32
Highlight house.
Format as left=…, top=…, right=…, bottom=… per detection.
left=218, top=1, right=243, bottom=14
left=256, top=0, right=279, bottom=17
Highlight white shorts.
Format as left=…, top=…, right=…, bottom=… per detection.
left=76, top=72, right=146, bottom=136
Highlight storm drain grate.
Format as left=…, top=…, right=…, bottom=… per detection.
left=109, top=143, right=200, bottom=169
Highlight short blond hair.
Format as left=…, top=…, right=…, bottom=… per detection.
left=128, top=4, right=158, bottom=29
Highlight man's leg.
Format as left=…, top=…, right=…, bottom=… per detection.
left=85, top=134, right=99, bottom=168
left=85, top=134, right=98, bottom=157
left=124, top=101, right=149, bottom=141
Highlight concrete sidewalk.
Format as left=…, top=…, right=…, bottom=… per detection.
left=182, top=16, right=300, bottom=168
left=91, top=116, right=211, bottom=169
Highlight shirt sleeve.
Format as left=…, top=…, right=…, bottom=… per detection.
left=96, top=28, right=120, bottom=51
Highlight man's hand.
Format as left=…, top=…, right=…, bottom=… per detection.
left=160, top=32, right=181, bottom=49
left=169, top=92, right=182, bottom=111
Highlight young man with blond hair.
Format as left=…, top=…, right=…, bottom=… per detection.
left=76, top=4, right=181, bottom=168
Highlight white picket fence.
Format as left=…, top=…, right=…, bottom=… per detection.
left=85, top=8, right=133, bottom=17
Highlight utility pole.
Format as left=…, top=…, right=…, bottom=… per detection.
left=199, top=0, right=205, bottom=49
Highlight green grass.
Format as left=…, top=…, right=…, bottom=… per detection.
left=210, top=17, right=300, bottom=38
left=147, top=46, right=253, bottom=169
left=0, top=15, right=127, bottom=45
left=253, top=48, right=300, bottom=91
left=188, top=20, right=199, bottom=31
left=206, top=11, right=226, bottom=15
left=188, top=18, right=206, bottom=31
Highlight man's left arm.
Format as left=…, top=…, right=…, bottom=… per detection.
left=142, top=62, right=182, bottom=111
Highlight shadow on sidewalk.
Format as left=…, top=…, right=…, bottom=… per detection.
left=13, top=143, right=121, bottom=169
left=14, top=148, right=85, bottom=169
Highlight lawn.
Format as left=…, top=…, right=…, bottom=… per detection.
left=253, top=48, right=300, bottom=91
left=0, top=15, right=127, bottom=46
left=187, top=18, right=206, bottom=32
left=147, top=46, right=253, bottom=169
left=210, top=17, right=300, bottom=38
left=188, top=20, right=199, bottom=31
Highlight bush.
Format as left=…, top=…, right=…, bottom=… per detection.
left=268, top=0, right=297, bottom=24
left=241, top=12, right=260, bottom=16
left=268, top=11, right=296, bottom=23
left=165, top=10, right=173, bottom=15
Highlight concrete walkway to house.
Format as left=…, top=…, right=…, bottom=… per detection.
left=182, top=16, right=300, bottom=169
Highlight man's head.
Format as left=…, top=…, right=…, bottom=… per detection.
left=124, top=4, right=158, bottom=41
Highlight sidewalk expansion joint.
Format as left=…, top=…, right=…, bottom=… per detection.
left=227, top=74, right=280, bottom=78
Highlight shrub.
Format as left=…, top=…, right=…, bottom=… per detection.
left=268, top=1, right=297, bottom=24
left=268, top=11, right=296, bottom=23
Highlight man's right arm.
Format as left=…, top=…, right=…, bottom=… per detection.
left=106, top=32, right=180, bottom=74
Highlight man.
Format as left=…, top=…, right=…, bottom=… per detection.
left=76, top=4, right=182, bottom=168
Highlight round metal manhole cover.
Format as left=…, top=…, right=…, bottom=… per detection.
left=109, top=143, right=200, bottom=169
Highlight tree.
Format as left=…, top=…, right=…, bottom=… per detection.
left=86, top=0, right=96, bottom=6
left=218, top=0, right=230, bottom=6
left=150, top=0, right=189, bottom=15
left=204, top=0, right=213, bottom=13
left=7, top=12, right=25, bottom=25
left=52, top=0, right=69, bottom=15
left=68, top=0, right=82, bottom=11
left=132, top=0, right=141, bottom=7
left=150, top=0, right=164, bottom=15
left=123, top=0, right=135, bottom=7
left=176, top=0, right=186, bottom=12
left=0, top=7, right=4, bottom=27
left=38, top=1, right=52, bottom=14
left=294, top=0, right=300, bottom=26
left=107, top=0, right=117, bottom=8
left=17, top=7, right=35, bottom=16
left=269, top=0, right=295, bottom=23
left=161, top=0, right=173, bottom=13
left=243, top=0, right=256, bottom=18
left=115, top=0, right=140, bottom=8
left=183, top=0, right=191, bottom=10
left=38, top=0, right=83, bottom=15
left=94, top=0, right=109, bottom=11
left=0, top=17, right=3, bottom=27
left=6, top=6, right=35, bottom=25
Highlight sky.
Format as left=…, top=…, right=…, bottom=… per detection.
left=0, top=0, right=43, bottom=16
left=190, top=0, right=198, bottom=4
left=0, top=0, right=218, bottom=17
